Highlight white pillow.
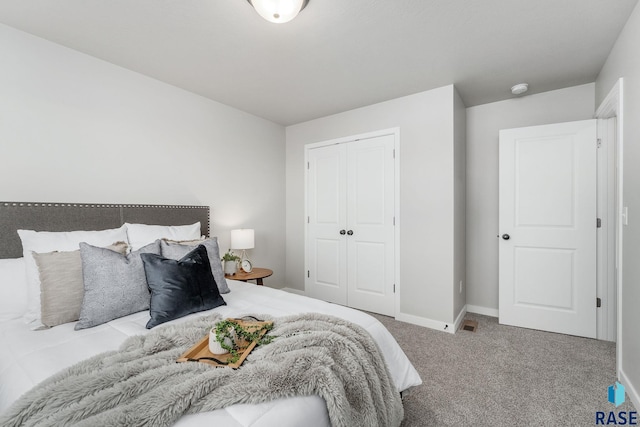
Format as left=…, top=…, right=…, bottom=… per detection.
left=124, top=222, right=201, bottom=251
left=0, top=258, right=28, bottom=322
left=17, top=226, right=129, bottom=330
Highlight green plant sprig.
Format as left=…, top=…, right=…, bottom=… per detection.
left=213, top=319, right=275, bottom=364
left=221, top=250, right=241, bottom=262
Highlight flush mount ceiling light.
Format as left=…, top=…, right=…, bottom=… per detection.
left=511, top=83, right=529, bottom=95
left=247, top=0, right=309, bottom=24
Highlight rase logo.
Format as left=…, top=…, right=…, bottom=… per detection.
left=595, top=382, right=638, bottom=425
left=610, top=382, right=626, bottom=407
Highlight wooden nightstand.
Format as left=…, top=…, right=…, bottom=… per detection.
left=225, top=268, right=273, bottom=286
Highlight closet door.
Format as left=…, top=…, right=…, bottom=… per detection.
left=306, top=133, right=396, bottom=316
left=306, top=144, right=348, bottom=305
left=346, top=135, right=395, bottom=316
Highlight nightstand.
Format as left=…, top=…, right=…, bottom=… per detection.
left=225, top=268, right=273, bottom=286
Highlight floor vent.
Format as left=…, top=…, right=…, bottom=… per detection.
left=460, top=319, right=478, bottom=332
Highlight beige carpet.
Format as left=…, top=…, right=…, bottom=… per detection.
left=368, top=312, right=637, bottom=426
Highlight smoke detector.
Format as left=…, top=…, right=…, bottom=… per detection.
left=511, top=83, right=529, bottom=95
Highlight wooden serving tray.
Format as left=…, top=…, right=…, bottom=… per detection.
left=177, top=318, right=273, bottom=369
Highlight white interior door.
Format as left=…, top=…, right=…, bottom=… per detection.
left=499, top=120, right=597, bottom=338
left=346, top=136, right=395, bottom=316
left=306, top=133, right=396, bottom=316
left=306, top=144, right=347, bottom=305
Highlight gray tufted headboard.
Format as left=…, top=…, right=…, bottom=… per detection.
left=0, top=202, right=210, bottom=259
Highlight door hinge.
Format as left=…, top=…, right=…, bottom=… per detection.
left=393, top=149, right=395, bottom=159
left=393, top=216, right=396, bottom=226
left=307, top=216, right=310, bottom=224
left=597, top=218, right=602, bottom=228
left=307, top=161, right=310, bottom=169
left=597, top=297, right=602, bottom=308
left=597, top=138, right=602, bottom=148
left=307, top=270, right=310, bottom=278
left=393, top=284, right=396, bottom=293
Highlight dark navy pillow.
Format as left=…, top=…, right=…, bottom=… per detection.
left=141, top=245, right=226, bottom=329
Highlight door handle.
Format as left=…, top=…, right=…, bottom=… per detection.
left=502, top=234, right=510, bottom=240
left=339, top=229, right=346, bottom=235
left=347, top=230, right=354, bottom=236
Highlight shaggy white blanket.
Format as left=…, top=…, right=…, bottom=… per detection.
left=0, top=313, right=403, bottom=427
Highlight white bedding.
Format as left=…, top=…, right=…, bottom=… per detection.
left=0, top=280, right=421, bottom=427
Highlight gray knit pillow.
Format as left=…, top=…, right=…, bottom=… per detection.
left=160, top=238, right=230, bottom=294
left=76, top=240, right=161, bottom=330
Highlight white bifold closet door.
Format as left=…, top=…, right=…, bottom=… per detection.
left=306, top=134, right=395, bottom=316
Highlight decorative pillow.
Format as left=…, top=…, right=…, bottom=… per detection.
left=160, top=237, right=230, bottom=294
left=124, top=222, right=201, bottom=251
left=0, top=258, right=28, bottom=322
left=75, top=240, right=161, bottom=330
left=17, top=226, right=129, bottom=330
left=33, top=242, right=128, bottom=328
left=141, top=245, right=226, bottom=329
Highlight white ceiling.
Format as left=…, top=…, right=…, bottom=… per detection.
left=0, top=0, right=637, bottom=125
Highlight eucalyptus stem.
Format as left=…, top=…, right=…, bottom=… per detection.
left=213, top=319, right=274, bottom=364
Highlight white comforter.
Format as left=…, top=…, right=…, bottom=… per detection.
left=0, top=281, right=422, bottom=427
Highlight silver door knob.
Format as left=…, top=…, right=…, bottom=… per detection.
left=502, top=234, right=510, bottom=240
left=339, top=229, right=346, bottom=235
left=347, top=230, right=354, bottom=235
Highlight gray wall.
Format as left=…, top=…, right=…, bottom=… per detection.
left=0, top=24, right=287, bottom=285
left=453, top=90, right=467, bottom=317
left=286, top=85, right=464, bottom=325
left=596, top=0, right=640, bottom=408
left=465, top=83, right=596, bottom=313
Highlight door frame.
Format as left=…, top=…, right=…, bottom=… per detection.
left=596, top=117, right=617, bottom=342
left=594, top=78, right=624, bottom=375
left=304, top=127, right=401, bottom=316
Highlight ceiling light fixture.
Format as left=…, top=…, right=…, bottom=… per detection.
left=247, top=0, right=309, bottom=24
left=511, top=83, right=529, bottom=95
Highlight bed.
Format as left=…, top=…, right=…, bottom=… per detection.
left=0, top=202, right=422, bottom=427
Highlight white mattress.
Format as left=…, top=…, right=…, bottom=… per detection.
left=0, top=280, right=422, bottom=426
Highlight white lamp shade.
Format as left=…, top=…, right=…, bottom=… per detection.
left=231, top=229, right=255, bottom=250
left=250, top=0, right=306, bottom=24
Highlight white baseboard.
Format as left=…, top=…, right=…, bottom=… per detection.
left=466, top=304, right=499, bottom=318
left=454, top=305, right=467, bottom=331
left=620, top=368, right=640, bottom=410
left=395, top=312, right=457, bottom=334
left=280, top=287, right=306, bottom=296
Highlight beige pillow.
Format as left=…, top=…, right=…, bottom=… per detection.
left=34, top=241, right=128, bottom=328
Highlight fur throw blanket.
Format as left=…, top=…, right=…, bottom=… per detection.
left=1, top=313, right=403, bottom=427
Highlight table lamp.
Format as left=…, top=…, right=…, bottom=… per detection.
left=231, top=229, right=254, bottom=265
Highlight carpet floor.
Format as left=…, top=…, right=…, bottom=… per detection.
left=368, top=312, right=637, bottom=426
